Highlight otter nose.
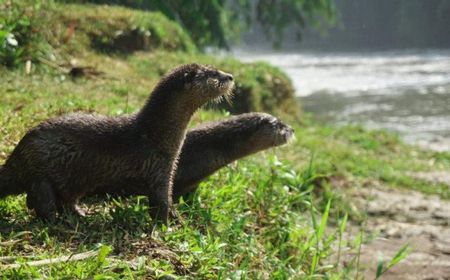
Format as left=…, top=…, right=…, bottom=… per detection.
left=224, top=74, right=233, bottom=82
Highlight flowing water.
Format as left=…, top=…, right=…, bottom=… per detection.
left=234, top=49, right=450, bottom=151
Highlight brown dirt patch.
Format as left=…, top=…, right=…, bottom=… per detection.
left=350, top=185, right=450, bottom=279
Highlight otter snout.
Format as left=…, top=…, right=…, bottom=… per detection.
left=272, top=121, right=295, bottom=145
left=218, top=70, right=234, bottom=82
left=223, top=73, right=233, bottom=82
left=283, top=125, right=295, bottom=141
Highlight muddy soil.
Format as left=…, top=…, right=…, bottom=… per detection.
left=349, top=182, right=450, bottom=279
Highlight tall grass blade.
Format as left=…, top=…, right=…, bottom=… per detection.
left=375, top=254, right=384, bottom=279
left=336, top=213, right=348, bottom=268
left=317, top=199, right=331, bottom=241
left=387, top=243, right=409, bottom=269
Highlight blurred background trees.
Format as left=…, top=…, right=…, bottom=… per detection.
left=58, top=0, right=336, bottom=49
left=3, top=0, right=450, bottom=68
left=264, top=0, right=450, bottom=50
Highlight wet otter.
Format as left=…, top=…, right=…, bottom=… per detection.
left=91, top=113, right=294, bottom=200
left=0, top=63, right=235, bottom=224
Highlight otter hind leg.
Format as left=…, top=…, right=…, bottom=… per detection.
left=26, top=180, right=57, bottom=221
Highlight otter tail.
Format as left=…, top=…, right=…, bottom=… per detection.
left=0, top=165, right=21, bottom=198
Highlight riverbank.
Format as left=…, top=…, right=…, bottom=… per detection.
left=2, top=59, right=449, bottom=278
left=1, top=2, right=450, bottom=278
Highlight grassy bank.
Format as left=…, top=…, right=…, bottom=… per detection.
left=1, top=2, right=449, bottom=279
left=0, top=1, right=299, bottom=117
left=2, top=59, right=449, bottom=278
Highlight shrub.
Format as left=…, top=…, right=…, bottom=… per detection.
left=0, top=0, right=54, bottom=67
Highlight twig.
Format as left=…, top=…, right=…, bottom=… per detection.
left=0, top=256, right=20, bottom=263
left=0, top=255, right=39, bottom=263
left=0, top=250, right=98, bottom=270
left=0, top=239, right=20, bottom=247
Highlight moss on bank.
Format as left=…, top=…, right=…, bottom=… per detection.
left=52, top=4, right=196, bottom=54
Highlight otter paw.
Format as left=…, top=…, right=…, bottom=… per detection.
left=59, top=204, right=87, bottom=217
left=72, top=204, right=87, bottom=217
left=26, top=180, right=58, bottom=222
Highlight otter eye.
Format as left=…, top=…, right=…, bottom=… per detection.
left=183, top=71, right=196, bottom=82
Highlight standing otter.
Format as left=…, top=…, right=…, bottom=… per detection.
left=0, top=63, right=235, bottom=224
left=91, top=113, right=294, bottom=200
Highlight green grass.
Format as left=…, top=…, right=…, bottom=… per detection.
left=289, top=119, right=450, bottom=199
left=0, top=157, right=355, bottom=278
left=1, top=61, right=447, bottom=278
left=1, top=47, right=449, bottom=277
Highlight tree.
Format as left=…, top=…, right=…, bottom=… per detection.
left=61, top=0, right=337, bottom=48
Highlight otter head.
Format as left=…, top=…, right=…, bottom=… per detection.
left=246, top=113, right=295, bottom=149
left=154, top=64, right=235, bottom=109
left=191, top=64, right=234, bottom=102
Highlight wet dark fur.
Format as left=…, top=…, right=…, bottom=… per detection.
left=0, top=63, right=234, bottom=224
left=91, top=113, right=294, bottom=200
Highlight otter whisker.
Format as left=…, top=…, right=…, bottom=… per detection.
left=212, top=95, right=224, bottom=104
left=224, top=89, right=235, bottom=105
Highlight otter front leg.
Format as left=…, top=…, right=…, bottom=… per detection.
left=26, top=180, right=57, bottom=221
left=147, top=179, right=173, bottom=225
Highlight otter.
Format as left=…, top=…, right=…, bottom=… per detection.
left=0, top=63, right=235, bottom=224
left=91, top=113, right=294, bottom=200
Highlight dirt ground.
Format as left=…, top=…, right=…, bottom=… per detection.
left=349, top=179, right=450, bottom=279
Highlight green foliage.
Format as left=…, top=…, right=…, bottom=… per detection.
left=59, top=0, right=337, bottom=48
left=256, top=0, right=336, bottom=48
left=375, top=244, right=410, bottom=279
left=52, top=4, right=196, bottom=54
left=0, top=154, right=350, bottom=278
left=0, top=2, right=196, bottom=67
left=0, top=0, right=54, bottom=67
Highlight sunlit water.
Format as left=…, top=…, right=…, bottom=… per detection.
left=234, top=49, right=450, bottom=151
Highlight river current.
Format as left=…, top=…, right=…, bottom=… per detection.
left=234, top=49, right=450, bottom=151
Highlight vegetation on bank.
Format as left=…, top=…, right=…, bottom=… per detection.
left=1, top=60, right=448, bottom=278
left=1, top=1, right=449, bottom=279
left=60, top=0, right=336, bottom=49
left=0, top=1, right=300, bottom=117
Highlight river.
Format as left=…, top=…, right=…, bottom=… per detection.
left=234, top=49, right=450, bottom=151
